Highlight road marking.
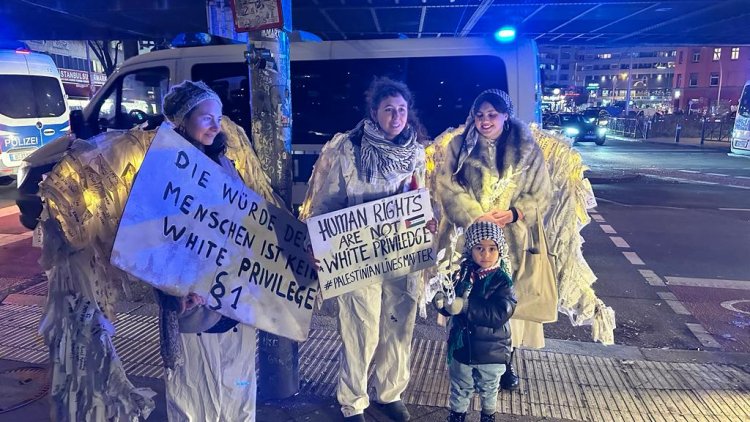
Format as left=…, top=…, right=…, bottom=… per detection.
left=705, top=173, right=729, bottom=177
left=609, top=236, right=630, bottom=248
left=736, top=175, right=750, bottom=180
left=731, top=185, right=750, bottom=189
left=665, top=276, right=750, bottom=291
left=0, top=232, right=33, bottom=247
left=591, top=214, right=605, bottom=222
left=690, top=180, right=719, bottom=185
left=685, top=323, right=721, bottom=349
left=718, top=208, right=750, bottom=211
left=600, top=224, right=616, bottom=234
left=0, top=205, right=20, bottom=218
left=656, top=291, right=691, bottom=315
left=622, top=251, right=645, bottom=266
left=678, top=170, right=700, bottom=174
left=638, top=269, right=665, bottom=286
left=720, top=300, right=750, bottom=316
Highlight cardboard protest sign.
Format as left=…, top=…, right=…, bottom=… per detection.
left=111, top=126, right=317, bottom=341
left=307, top=189, right=435, bottom=299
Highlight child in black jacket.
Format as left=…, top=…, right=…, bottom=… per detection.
left=433, top=221, right=516, bottom=422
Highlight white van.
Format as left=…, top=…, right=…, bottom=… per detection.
left=0, top=48, right=69, bottom=177
left=731, top=80, right=750, bottom=156
left=16, top=36, right=540, bottom=227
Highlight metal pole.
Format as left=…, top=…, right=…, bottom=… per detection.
left=247, top=0, right=298, bottom=400
left=85, top=42, right=94, bottom=99
left=717, top=57, right=723, bottom=113
left=625, top=51, right=633, bottom=116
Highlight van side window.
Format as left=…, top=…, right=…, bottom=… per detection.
left=92, top=67, right=169, bottom=133
left=0, top=75, right=66, bottom=119
left=191, top=63, right=250, bottom=136
left=291, top=56, right=508, bottom=144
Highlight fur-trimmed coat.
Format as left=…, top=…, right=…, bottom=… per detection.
left=434, top=118, right=552, bottom=348
left=435, top=118, right=552, bottom=274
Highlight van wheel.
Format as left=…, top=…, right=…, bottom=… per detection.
left=0, top=176, right=15, bottom=186
left=595, top=138, right=606, bottom=146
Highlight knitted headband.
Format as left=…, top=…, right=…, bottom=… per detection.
left=464, top=221, right=507, bottom=255
left=162, top=80, right=222, bottom=127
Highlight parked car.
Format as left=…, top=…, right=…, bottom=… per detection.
left=543, top=113, right=607, bottom=145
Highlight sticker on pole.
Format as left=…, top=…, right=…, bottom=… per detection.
left=111, top=126, right=318, bottom=342
left=307, top=189, right=436, bottom=300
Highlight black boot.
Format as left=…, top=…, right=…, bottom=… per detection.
left=480, top=412, right=496, bottom=422
left=500, top=350, right=520, bottom=391
left=447, top=410, right=467, bottom=422
left=377, top=400, right=410, bottom=422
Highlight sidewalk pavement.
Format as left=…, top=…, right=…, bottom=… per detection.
left=608, top=134, right=732, bottom=152
left=1, top=286, right=749, bottom=422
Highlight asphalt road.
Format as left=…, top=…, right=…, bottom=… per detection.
left=1, top=137, right=748, bottom=353
left=544, top=138, right=750, bottom=352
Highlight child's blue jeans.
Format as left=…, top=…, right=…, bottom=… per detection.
left=448, top=359, right=506, bottom=414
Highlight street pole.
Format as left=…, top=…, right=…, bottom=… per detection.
left=246, top=0, right=298, bottom=400
left=717, top=57, right=723, bottom=114
left=625, top=52, right=633, bottom=116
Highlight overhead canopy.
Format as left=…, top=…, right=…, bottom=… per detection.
left=1, top=0, right=749, bottom=45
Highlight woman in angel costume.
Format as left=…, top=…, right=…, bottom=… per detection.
left=38, top=80, right=281, bottom=421
left=431, top=89, right=615, bottom=391
left=299, top=77, right=427, bottom=422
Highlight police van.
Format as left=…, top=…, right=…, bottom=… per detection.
left=16, top=35, right=540, bottom=228
left=0, top=46, right=69, bottom=178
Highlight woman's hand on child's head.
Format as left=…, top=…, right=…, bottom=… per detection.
left=426, top=217, right=438, bottom=234
left=475, top=210, right=506, bottom=227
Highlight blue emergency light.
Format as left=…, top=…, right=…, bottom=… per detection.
left=494, top=27, right=516, bottom=43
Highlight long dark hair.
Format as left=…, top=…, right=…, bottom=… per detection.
left=455, top=92, right=520, bottom=188
left=177, top=107, right=227, bottom=165
left=361, top=76, right=427, bottom=142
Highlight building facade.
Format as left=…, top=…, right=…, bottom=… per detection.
left=540, top=45, right=677, bottom=111
left=673, top=46, right=750, bottom=114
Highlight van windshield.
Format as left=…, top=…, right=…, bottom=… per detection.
left=739, top=84, right=750, bottom=118
left=0, top=75, right=67, bottom=119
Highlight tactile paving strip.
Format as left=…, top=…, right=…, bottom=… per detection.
left=1, top=303, right=748, bottom=421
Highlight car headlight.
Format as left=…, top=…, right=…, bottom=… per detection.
left=597, top=127, right=608, bottom=136
left=564, top=127, right=580, bottom=136
left=598, top=120, right=608, bottom=126
left=16, top=160, right=30, bottom=188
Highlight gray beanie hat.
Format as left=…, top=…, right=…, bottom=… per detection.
left=162, top=80, right=222, bottom=127
left=464, top=221, right=507, bottom=256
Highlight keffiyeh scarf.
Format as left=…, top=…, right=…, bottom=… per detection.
left=356, top=119, right=419, bottom=184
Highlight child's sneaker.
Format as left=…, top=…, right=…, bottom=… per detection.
left=447, top=410, right=466, bottom=422
left=480, top=411, right=496, bottom=422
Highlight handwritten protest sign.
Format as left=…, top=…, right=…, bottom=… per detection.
left=307, top=190, right=435, bottom=299
left=111, top=126, right=317, bottom=341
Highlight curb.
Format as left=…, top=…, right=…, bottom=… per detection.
left=0, top=274, right=46, bottom=305
left=543, top=338, right=750, bottom=368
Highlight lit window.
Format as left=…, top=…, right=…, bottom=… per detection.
left=597, top=53, right=612, bottom=59
left=731, top=47, right=740, bottom=60
left=713, top=48, right=721, bottom=61
left=692, top=51, right=700, bottom=62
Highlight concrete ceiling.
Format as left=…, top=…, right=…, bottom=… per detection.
left=1, top=0, right=749, bottom=46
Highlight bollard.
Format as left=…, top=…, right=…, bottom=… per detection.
left=700, top=118, right=706, bottom=145
left=675, top=124, right=681, bottom=143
